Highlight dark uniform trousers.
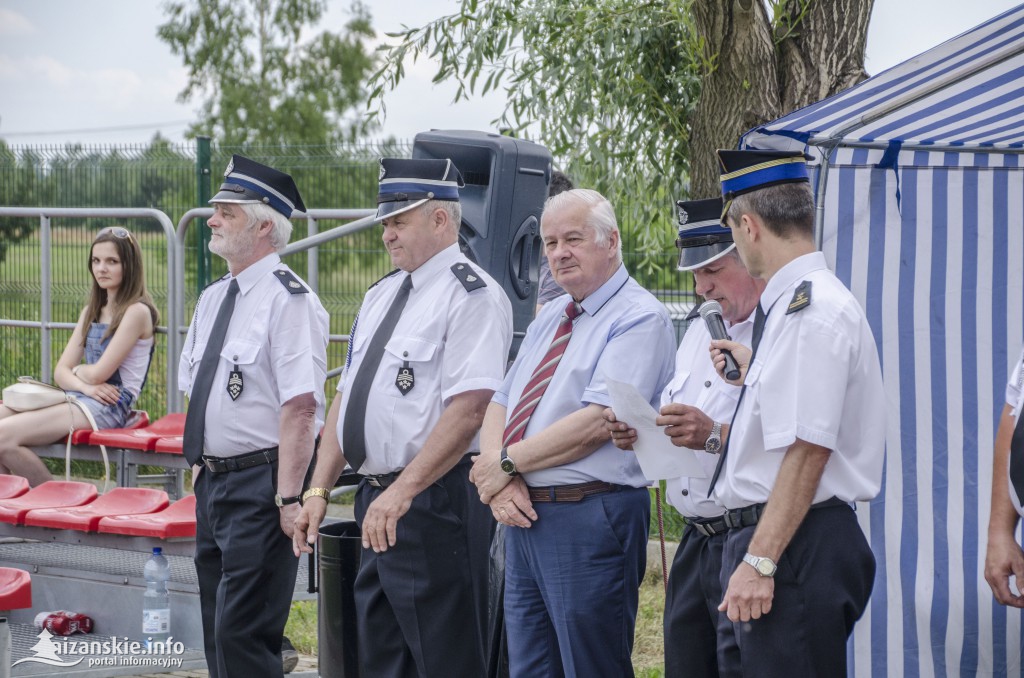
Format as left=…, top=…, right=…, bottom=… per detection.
left=194, top=462, right=298, bottom=678
left=717, top=503, right=875, bottom=678
left=353, top=460, right=493, bottom=678
left=664, top=524, right=739, bottom=678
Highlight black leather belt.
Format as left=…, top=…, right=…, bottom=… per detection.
left=363, top=470, right=403, bottom=489
left=527, top=480, right=620, bottom=503
left=688, top=515, right=730, bottom=537
left=203, top=446, right=279, bottom=473
left=360, top=453, right=477, bottom=490
left=722, top=496, right=850, bottom=530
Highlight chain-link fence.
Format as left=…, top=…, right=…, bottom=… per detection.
left=0, top=139, right=695, bottom=416
left=0, top=138, right=694, bottom=538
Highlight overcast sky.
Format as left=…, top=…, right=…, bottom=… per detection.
left=0, top=0, right=1019, bottom=147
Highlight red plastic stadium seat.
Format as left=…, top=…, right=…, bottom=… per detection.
left=98, top=494, right=197, bottom=539
left=89, top=412, right=181, bottom=451
left=0, top=568, right=31, bottom=610
left=66, top=409, right=150, bottom=445
left=153, top=435, right=183, bottom=455
left=24, top=487, right=169, bottom=532
left=0, top=475, right=29, bottom=499
left=0, top=481, right=98, bottom=525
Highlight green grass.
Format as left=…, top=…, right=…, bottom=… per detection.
left=283, top=546, right=670, bottom=673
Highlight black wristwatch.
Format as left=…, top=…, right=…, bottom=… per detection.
left=275, top=493, right=302, bottom=507
left=499, top=447, right=518, bottom=477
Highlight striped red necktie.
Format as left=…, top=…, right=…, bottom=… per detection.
left=503, top=299, right=582, bottom=446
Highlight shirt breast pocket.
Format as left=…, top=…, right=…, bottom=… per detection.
left=220, top=340, right=262, bottom=367
left=384, top=336, right=437, bottom=398
left=664, top=370, right=691, bottom=402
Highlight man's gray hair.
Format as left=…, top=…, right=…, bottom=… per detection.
left=543, top=188, right=623, bottom=261
left=421, top=199, right=462, bottom=232
left=243, top=202, right=293, bottom=251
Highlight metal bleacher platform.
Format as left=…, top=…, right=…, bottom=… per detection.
left=0, top=466, right=315, bottom=675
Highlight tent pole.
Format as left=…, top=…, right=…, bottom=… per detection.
left=813, top=142, right=839, bottom=250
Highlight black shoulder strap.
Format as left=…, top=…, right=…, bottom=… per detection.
left=274, top=269, right=310, bottom=294
left=786, top=280, right=812, bottom=315
left=451, top=262, right=487, bottom=292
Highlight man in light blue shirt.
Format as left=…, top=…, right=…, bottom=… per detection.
left=471, top=188, right=675, bottom=677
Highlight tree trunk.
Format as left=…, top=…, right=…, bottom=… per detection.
left=689, top=0, right=874, bottom=196
left=776, top=0, right=874, bottom=112
left=690, top=0, right=780, bottom=198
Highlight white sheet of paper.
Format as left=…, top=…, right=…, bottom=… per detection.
left=605, top=378, right=708, bottom=481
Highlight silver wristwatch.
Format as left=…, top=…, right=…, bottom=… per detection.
left=704, top=421, right=723, bottom=453
left=742, top=552, right=778, bottom=577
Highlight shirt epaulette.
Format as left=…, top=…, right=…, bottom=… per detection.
left=786, top=280, right=812, bottom=314
left=685, top=305, right=702, bottom=322
left=369, top=269, right=402, bottom=290
left=451, top=262, right=487, bottom=292
left=274, top=269, right=309, bottom=294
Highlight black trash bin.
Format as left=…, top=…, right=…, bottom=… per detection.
left=318, top=520, right=362, bottom=678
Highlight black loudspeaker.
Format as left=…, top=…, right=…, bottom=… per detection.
left=412, top=130, right=552, bottom=358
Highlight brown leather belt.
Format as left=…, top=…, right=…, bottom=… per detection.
left=527, top=480, right=618, bottom=503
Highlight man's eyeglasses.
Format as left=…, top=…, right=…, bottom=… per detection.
left=96, top=227, right=132, bottom=241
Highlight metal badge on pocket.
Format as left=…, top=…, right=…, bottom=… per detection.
left=395, top=363, right=415, bottom=395
left=227, top=368, right=243, bottom=400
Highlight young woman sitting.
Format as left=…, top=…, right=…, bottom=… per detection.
left=0, top=227, right=158, bottom=486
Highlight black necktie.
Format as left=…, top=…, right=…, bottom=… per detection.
left=708, top=303, right=767, bottom=495
left=183, top=279, right=239, bottom=466
left=342, top=275, right=413, bottom=472
left=1009, top=408, right=1024, bottom=507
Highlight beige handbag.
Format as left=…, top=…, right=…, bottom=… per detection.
left=1, top=377, right=70, bottom=412
left=1, top=376, right=111, bottom=490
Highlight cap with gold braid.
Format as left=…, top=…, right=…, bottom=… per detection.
left=717, top=149, right=810, bottom=217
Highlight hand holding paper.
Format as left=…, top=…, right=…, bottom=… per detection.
left=605, top=379, right=707, bottom=480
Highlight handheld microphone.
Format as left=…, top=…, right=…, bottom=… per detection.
left=698, top=300, right=741, bottom=381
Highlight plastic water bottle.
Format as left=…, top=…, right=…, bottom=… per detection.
left=142, top=547, right=171, bottom=648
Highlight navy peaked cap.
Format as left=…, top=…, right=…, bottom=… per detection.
left=718, top=149, right=810, bottom=201
left=674, top=197, right=734, bottom=271
left=376, top=158, right=464, bottom=220
left=210, top=154, right=306, bottom=218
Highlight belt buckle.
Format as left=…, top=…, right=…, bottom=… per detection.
left=691, top=521, right=713, bottom=537
left=723, top=510, right=740, bottom=529
left=365, top=476, right=381, bottom=488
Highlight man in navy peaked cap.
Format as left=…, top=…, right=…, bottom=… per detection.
left=211, top=154, right=306, bottom=216
left=181, top=154, right=328, bottom=677
left=605, top=195, right=762, bottom=678
left=295, top=157, right=513, bottom=677
left=707, top=148, right=884, bottom=678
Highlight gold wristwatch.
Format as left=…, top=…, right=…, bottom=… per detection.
left=302, top=487, right=332, bottom=503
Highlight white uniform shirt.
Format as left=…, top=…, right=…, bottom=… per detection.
left=662, top=311, right=752, bottom=518
left=178, top=253, right=329, bottom=457
left=336, top=244, right=513, bottom=475
left=714, top=251, right=885, bottom=509
left=1004, top=345, right=1024, bottom=516
left=494, top=264, right=676, bottom=487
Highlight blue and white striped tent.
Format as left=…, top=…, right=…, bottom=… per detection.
left=740, top=5, right=1024, bottom=677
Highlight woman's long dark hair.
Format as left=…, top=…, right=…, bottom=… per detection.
left=80, top=228, right=159, bottom=345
